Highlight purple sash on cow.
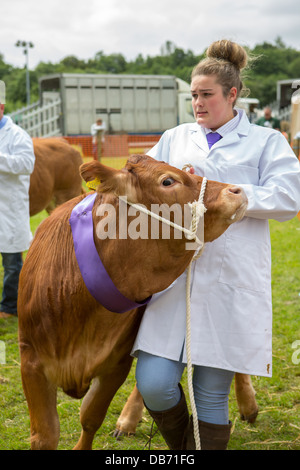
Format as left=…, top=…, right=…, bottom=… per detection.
left=69, top=193, right=151, bottom=313
left=206, top=132, right=222, bottom=149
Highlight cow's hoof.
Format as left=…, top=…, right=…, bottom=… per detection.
left=240, top=408, right=259, bottom=424
left=113, top=428, right=135, bottom=440
left=113, top=428, right=124, bottom=440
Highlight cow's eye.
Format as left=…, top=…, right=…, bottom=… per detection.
left=162, top=177, right=175, bottom=186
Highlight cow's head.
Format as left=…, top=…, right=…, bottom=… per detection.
left=80, top=155, right=247, bottom=244
left=80, top=155, right=247, bottom=300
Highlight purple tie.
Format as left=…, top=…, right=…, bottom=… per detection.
left=206, top=132, right=222, bottom=149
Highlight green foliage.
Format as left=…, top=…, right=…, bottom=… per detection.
left=0, top=54, right=12, bottom=76
left=2, top=37, right=299, bottom=110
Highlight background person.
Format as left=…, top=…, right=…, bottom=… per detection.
left=0, top=99, right=35, bottom=319
left=256, top=106, right=281, bottom=130
left=91, top=118, right=106, bottom=160
left=132, top=39, right=300, bottom=450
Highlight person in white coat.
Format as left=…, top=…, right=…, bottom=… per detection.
left=0, top=100, right=35, bottom=318
left=91, top=118, right=106, bottom=160
left=132, top=40, right=300, bottom=450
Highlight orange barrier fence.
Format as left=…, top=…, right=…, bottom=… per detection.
left=58, top=136, right=300, bottom=222
left=291, top=139, right=300, bottom=160
left=64, top=134, right=161, bottom=159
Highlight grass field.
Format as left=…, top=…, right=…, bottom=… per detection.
left=0, top=202, right=300, bottom=450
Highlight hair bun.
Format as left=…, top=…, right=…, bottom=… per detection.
left=206, top=40, right=248, bottom=70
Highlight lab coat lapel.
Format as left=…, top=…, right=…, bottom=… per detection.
left=189, top=125, right=242, bottom=153
left=190, top=109, right=251, bottom=151
left=216, top=132, right=240, bottom=148
left=217, top=114, right=250, bottom=148
left=189, top=123, right=209, bottom=152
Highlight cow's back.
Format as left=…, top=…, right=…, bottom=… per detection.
left=29, top=138, right=83, bottom=216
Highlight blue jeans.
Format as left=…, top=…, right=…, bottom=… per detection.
left=0, top=252, right=23, bottom=315
left=136, top=351, right=234, bottom=425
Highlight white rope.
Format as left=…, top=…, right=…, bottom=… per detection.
left=121, top=176, right=207, bottom=451
left=185, top=177, right=207, bottom=451
left=118, top=194, right=206, bottom=245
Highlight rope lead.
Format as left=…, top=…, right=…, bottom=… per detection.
left=122, top=175, right=208, bottom=451
left=185, top=176, right=207, bottom=451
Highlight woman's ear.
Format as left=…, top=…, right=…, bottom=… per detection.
left=228, top=87, right=237, bottom=104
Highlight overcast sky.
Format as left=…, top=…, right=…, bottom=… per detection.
left=1, top=0, right=299, bottom=69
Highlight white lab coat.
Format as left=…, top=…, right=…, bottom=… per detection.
left=0, top=116, right=35, bottom=252
left=132, top=109, right=300, bottom=377
left=91, top=121, right=106, bottom=144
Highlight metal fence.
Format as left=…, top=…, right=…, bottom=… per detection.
left=9, top=98, right=62, bottom=137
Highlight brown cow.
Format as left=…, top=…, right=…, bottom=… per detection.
left=29, top=138, right=83, bottom=216
left=18, top=155, right=249, bottom=450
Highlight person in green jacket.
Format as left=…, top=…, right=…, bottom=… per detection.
left=256, top=106, right=280, bottom=130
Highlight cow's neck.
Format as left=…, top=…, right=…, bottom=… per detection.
left=70, top=193, right=152, bottom=312
left=98, top=237, right=194, bottom=302
left=94, top=193, right=195, bottom=302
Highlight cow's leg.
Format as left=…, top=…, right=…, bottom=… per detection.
left=20, top=351, right=60, bottom=449
left=45, top=199, right=56, bottom=214
left=114, top=384, right=144, bottom=439
left=74, top=360, right=133, bottom=450
left=234, top=373, right=258, bottom=423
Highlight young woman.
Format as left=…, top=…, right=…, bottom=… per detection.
left=132, top=40, right=300, bottom=450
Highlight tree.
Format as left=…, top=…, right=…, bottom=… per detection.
left=93, top=52, right=127, bottom=73
left=287, top=57, right=300, bottom=77
left=0, top=53, right=12, bottom=77
left=59, top=55, right=86, bottom=70
left=1, top=38, right=300, bottom=111
left=160, top=40, right=176, bottom=56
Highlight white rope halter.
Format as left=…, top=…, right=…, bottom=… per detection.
left=120, top=176, right=207, bottom=451
left=119, top=177, right=207, bottom=249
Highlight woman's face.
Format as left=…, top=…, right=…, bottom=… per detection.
left=191, top=74, right=237, bottom=131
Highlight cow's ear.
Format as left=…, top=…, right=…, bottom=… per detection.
left=80, top=161, right=119, bottom=183
left=79, top=161, right=130, bottom=196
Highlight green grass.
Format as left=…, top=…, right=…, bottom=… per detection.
left=0, top=213, right=300, bottom=450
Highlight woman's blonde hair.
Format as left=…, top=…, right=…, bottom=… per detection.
left=191, top=40, right=250, bottom=103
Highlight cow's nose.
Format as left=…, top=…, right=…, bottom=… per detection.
left=227, top=185, right=242, bottom=195
left=225, top=185, right=248, bottom=208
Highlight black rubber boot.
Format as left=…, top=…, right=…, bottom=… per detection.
left=186, top=416, right=232, bottom=450
left=145, top=384, right=190, bottom=450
